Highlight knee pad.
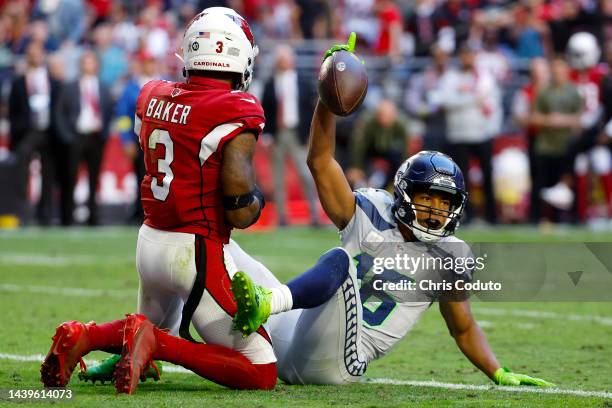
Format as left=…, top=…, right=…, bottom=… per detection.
left=590, top=146, right=611, bottom=175
left=287, top=247, right=353, bottom=310
left=320, top=247, right=351, bottom=287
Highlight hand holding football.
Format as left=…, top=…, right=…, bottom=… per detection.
left=317, top=49, right=368, bottom=117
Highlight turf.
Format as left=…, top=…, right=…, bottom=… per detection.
left=0, top=226, right=611, bottom=407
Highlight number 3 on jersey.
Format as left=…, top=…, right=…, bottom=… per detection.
left=147, top=129, right=174, bottom=201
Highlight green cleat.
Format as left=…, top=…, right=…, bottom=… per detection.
left=78, top=354, right=163, bottom=384
left=78, top=354, right=119, bottom=384
left=230, top=271, right=272, bottom=337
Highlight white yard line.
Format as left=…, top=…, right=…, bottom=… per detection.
left=367, top=378, right=612, bottom=399
left=474, top=307, right=612, bottom=326
left=0, top=254, right=133, bottom=266
left=0, top=227, right=138, bottom=239
left=1, top=353, right=609, bottom=399
left=0, top=284, right=133, bottom=298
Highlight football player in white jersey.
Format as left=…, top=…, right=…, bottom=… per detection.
left=229, top=35, right=556, bottom=387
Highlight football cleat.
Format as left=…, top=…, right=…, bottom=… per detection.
left=540, top=182, right=574, bottom=211
left=114, top=314, right=159, bottom=395
left=230, top=271, right=271, bottom=337
left=41, top=321, right=92, bottom=387
left=78, top=354, right=163, bottom=385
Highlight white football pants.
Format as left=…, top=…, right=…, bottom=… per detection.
left=226, top=240, right=368, bottom=385
left=135, top=224, right=276, bottom=364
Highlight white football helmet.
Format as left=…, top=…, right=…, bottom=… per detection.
left=179, top=7, right=259, bottom=91
left=567, top=32, right=601, bottom=70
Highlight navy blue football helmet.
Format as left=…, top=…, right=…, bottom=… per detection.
left=392, top=151, right=467, bottom=242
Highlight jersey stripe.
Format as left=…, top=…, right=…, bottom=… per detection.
left=199, top=122, right=243, bottom=165
left=355, top=194, right=395, bottom=231
left=342, top=274, right=367, bottom=376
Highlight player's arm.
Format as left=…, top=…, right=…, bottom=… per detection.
left=439, top=300, right=500, bottom=379
left=307, top=36, right=358, bottom=230
left=439, top=300, right=556, bottom=387
left=221, top=132, right=263, bottom=229
left=307, top=100, right=356, bottom=230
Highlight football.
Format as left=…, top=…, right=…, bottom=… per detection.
left=317, top=50, right=368, bottom=116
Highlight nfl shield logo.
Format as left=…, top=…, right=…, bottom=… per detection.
left=171, top=88, right=181, bottom=98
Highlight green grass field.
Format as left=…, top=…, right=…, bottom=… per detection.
left=1, top=226, right=611, bottom=407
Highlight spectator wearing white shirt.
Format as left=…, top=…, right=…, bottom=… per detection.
left=137, top=5, right=170, bottom=59
left=475, top=28, right=510, bottom=84
left=405, top=42, right=451, bottom=152
left=439, top=42, right=501, bottom=223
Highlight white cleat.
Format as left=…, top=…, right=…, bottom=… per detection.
left=540, top=182, right=574, bottom=211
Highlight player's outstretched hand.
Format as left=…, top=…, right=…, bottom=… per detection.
left=323, top=32, right=357, bottom=61
left=493, top=367, right=556, bottom=387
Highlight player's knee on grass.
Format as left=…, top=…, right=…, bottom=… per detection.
left=287, top=247, right=350, bottom=310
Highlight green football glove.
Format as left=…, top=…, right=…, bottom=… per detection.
left=323, top=32, right=357, bottom=61
left=493, top=367, right=556, bottom=387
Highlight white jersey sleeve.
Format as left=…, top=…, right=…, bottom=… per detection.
left=339, top=188, right=401, bottom=253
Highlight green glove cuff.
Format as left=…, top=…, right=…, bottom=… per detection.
left=323, top=32, right=357, bottom=61
left=493, top=367, right=511, bottom=385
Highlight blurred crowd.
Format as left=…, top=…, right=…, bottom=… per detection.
left=1, top=0, right=612, bottom=228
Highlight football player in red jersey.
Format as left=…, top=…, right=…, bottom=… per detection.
left=40, top=7, right=277, bottom=394
left=541, top=32, right=612, bottom=221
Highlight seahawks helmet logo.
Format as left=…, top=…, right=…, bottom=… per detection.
left=433, top=176, right=455, bottom=188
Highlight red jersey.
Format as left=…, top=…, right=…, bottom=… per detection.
left=570, top=64, right=609, bottom=127
left=374, top=4, right=402, bottom=55
left=135, top=77, right=265, bottom=243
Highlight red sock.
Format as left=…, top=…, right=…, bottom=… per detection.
left=576, top=174, right=589, bottom=221
left=152, top=328, right=276, bottom=390
left=86, top=319, right=125, bottom=354
left=600, top=173, right=612, bottom=216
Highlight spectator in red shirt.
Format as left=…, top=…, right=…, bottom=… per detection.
left=87, top=0, right=113, bottom=23
left=374, top=0, right=402, bottom=60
